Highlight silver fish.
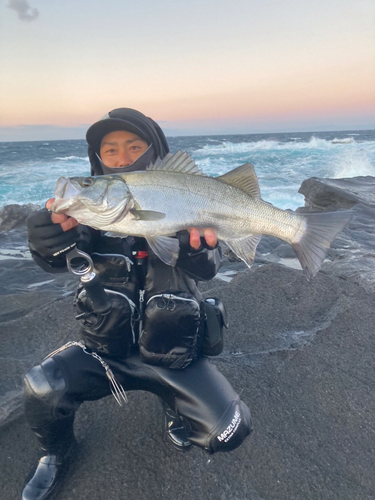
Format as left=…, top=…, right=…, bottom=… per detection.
left=50, top=151, right=352, bottom=279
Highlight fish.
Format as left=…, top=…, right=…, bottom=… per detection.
left=50, top=151, right=352, bottom=280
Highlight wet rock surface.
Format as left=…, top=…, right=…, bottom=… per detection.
left=299, top=176, right=375, bottom=210
left=1, top=176, right=374, bottom=500
left=298, top=176, right=375, bottom=292
left=0, top=203, right=40, bottom=231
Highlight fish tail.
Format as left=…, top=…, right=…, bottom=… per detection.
left=292, top=210, right=352, bottom=280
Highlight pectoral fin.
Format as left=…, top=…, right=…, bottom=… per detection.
left=226, top=234, right=262, bottom=267
left=130, top=209, right=166, bottom=220
left=105, top=231, right=128, bottom=238
left=146, top=236, right=180, bottom=266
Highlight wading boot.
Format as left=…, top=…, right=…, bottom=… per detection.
left=161, top=399, right=192, bottom=451
left=22, top=427, right=78, bottom=500
left=22, top=355, right=80, bottom=499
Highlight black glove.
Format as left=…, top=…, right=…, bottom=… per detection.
left=27, top=208, right=79, bottom=258
left=176, top=230, right=222, bottom=281
left=176, top=230, right=218, bottom=252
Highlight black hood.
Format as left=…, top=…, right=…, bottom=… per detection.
left=86, top=108, right=170, bottom=175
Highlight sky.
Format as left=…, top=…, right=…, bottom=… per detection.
left=1, top=0, right=375, bottom=141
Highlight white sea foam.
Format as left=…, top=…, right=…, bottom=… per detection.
left=331, top=137, right=356, bottom=144
left=332, top=148, right=375, bottom=178
left=55, top=155, right=89, bottom=161
left=194, top=140, right=280, bottom=155
left=192, top=136, right=372, bottom=156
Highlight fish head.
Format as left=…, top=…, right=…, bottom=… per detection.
left=50, top=174, right=133, bottom=226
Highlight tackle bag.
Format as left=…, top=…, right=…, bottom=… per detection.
left=74, top=285, right=138, bottom=358
left=139, top=292, right=202, bottom=369
left=201, top=297, right=229, bottom=356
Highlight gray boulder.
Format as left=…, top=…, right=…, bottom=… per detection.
left=0, top=204, right=40, bottom=231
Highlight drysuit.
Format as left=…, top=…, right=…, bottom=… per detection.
left=23, top=109, right=252, bottom=495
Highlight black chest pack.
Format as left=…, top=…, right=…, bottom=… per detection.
left=74, top=252, right=228, bottom=368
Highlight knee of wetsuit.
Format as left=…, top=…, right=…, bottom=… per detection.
left=23, top=357, right=67, bottom=428
left=209, top=400, right=253, bottom=454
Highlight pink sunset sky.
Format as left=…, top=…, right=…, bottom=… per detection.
left=1, top=0, right=374, bottom=141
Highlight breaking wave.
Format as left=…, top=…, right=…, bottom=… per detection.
left=55, top=155, right=88, bottom=161
left=192, top=136, right=373, bottom=156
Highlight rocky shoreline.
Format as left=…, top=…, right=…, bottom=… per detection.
left=0, top=176, right=375, bottom=499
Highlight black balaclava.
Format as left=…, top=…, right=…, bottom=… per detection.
left=86, top=108, right=170, bottom=176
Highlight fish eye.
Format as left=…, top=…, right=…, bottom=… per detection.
left=82, top=178, right=94, bottom=187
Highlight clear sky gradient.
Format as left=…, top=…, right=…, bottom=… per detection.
left=1, top=0, right=374, bottom=141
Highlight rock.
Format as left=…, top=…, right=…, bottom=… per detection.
left=298, top=176, right=375, bottom=210
left=0, top=259, right=78, bottom=426
left=297, top=177, right=375, bottom=292
left=1, top=263, right=374, bottom=500
left=0, top=203, right=40, bottom=231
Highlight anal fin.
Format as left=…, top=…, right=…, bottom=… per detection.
left=226, top=234, right=262, bottom=267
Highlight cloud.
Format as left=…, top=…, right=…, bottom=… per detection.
left=7, top=0, right=39, bottom=22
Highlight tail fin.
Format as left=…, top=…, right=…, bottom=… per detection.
left=292, top=210, right=352, bottom=280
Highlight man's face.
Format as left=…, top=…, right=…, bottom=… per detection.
left=99, top=130, right=149, bottom=168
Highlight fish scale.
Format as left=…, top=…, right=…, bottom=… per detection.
left=122, top=171, right=298, bottom=241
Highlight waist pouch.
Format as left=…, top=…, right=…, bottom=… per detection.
left=139, top=292, right=202, bottom=369
left=202, top=298, right=229, bottom=356
left=74, top=285, right=138, bottom=358
left=91, top=252, right=134, bottom=284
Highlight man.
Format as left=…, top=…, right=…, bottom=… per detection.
left=22, top=108, right=253, bottom=500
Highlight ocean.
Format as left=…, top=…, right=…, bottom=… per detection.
left=1, top=129, right=375, bottom=211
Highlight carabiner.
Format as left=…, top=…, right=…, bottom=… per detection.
left=66, top=245, right=94, bottom=277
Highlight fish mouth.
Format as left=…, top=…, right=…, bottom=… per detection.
left=51, top=177, right=86, bottom=213
left=50, top=197, right=84, bottom=213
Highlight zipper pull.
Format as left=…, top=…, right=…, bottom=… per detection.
left=138, top=289, right=145, bottom=341
left=125, top=256, right=133, bottom=273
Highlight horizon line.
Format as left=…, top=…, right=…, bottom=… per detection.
left=1, top=126, right=374, bottom=144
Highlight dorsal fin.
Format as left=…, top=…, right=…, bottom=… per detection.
left=147, top=151, right=206, bottom=176
left=216, top=163, right=261, bottom=199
